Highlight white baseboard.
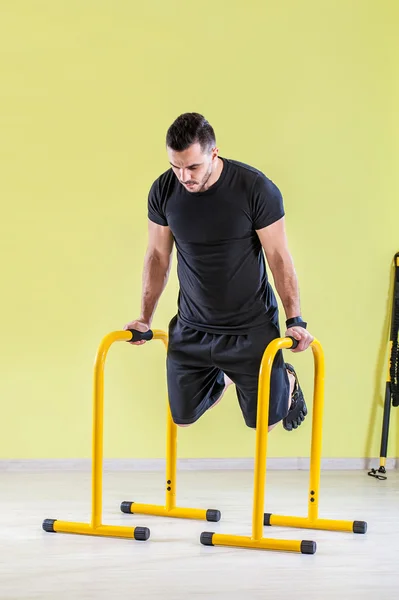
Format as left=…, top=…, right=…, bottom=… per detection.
left=0, top=457, right=397, bottom=472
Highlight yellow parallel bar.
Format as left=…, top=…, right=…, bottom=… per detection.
left=54, top=520, right=137, bottom=538
left=308, top=339, right=324, bottom=522
left=166, top=406, right=177, bottom=511
left=212, top=534, right=303, bottom=553
left=94, top=525, right=139, bottom=538
left=91, top=329, right=167, bottom=529
left=127, top=504, right=168, bottom=517
left=269, top=515, right=354, bottom=532
left=91, top=331, right=132, bottom=527
left=152, top=329, right=169, bottom=345
left=152, top=331, right=178, bottom=513
left=252, top=338, right=295, bottom=541
left=131, top=503, right=208, bottom=520
left=54, top=521, right=94, bottom=534
left=309, top=518, right=355, bottom=532
left=120, top=329, right=214, bottom=523
left=167, top=507, right=208, bottom=520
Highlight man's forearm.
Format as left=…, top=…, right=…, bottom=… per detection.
left=269, top=252, right=301, bottom=320
left=140, top=250, right=172, bottom=325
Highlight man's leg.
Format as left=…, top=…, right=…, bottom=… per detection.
left=268, top=369, right=296, bottom=432
left=212, top=324, right=306, bottom=432
left=282, top=363, right=308, bottom=431
left=209, top=373, right=233, bottom=409
left=183, top=370, right=293, bottom=431
left=179, top=373, right=233, bottom=427
left=167, top=317, right=226, bottom=428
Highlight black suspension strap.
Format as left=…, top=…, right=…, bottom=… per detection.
left=389, top=252, right=399, bottom=407
left=369, top=252, right=399, bottom=480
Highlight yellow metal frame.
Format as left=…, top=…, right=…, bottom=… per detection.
left=43, top=328, right=367, bottom=552
left=201, top=337, right=367, bottom=552
left=120, top=330, right=221, bottom=523
left=42, top=330, right=152, bottom=540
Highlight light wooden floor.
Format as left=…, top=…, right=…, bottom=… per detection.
left=1, top=469, right=398, bottom=599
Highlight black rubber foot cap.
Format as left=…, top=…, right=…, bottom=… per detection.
left=353, top=520, right=367, bottom=534
left=206, top=509, right=221, bottom=522
left=120, top=501, right=134, bottom=514
left=200, top=532, right=215, bottom=546
left=301, top=540, right=317, bottom=554
left=264, top=513, right=272, bottom=526
left=42, top=519, right=57, bottom=533
left=134, top=527, right=150, bottom=541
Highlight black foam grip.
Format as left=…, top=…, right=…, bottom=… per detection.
left=127, top=329, right=154, bottom=343
left=287, top=336, right=299, bottom=349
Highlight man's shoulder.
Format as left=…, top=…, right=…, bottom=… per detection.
left=225, top=158, right=265, bottom=178
left=149, top=168, right=176, bottom=200
left=225, top=158, right=279, bottom=196
left=151, top=167, right=174, bottom=188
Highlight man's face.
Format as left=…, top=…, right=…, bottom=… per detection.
left=167, top=142, right=218, bottom=193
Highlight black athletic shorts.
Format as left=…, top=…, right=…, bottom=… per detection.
left=166, top=315, right=290, bottom=428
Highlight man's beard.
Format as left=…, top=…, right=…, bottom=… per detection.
left=195, top=163, right=213, bottom=193
left=184, top=165, right=216, bottom=194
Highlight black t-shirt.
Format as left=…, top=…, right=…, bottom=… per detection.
left=148, top=158, right=285, bottom=334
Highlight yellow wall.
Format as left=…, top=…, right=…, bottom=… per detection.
left=1, top=1, right=398, bottom=460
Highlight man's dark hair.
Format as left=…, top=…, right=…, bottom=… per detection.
left=166, top=112, right=216, bottom=153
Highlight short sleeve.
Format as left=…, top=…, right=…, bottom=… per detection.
left=251, top=173, right=285, bottom=230
left=148, top=179, right=168, bottom=226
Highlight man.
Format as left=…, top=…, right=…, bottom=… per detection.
left=124, top=113, right=314, bottom=431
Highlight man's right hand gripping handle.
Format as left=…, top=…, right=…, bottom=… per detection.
left=123, top=320, right=152, bottom=345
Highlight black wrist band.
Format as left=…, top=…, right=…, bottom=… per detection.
left=286, top=316, right=307, bottom=329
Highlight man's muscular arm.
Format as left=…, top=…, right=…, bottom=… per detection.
left=256, top=217, right=314, bottom=353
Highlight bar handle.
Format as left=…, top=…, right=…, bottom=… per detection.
left=127, top=329, right=154, bottom=343
left=287, top=336, right=299, bottom=349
